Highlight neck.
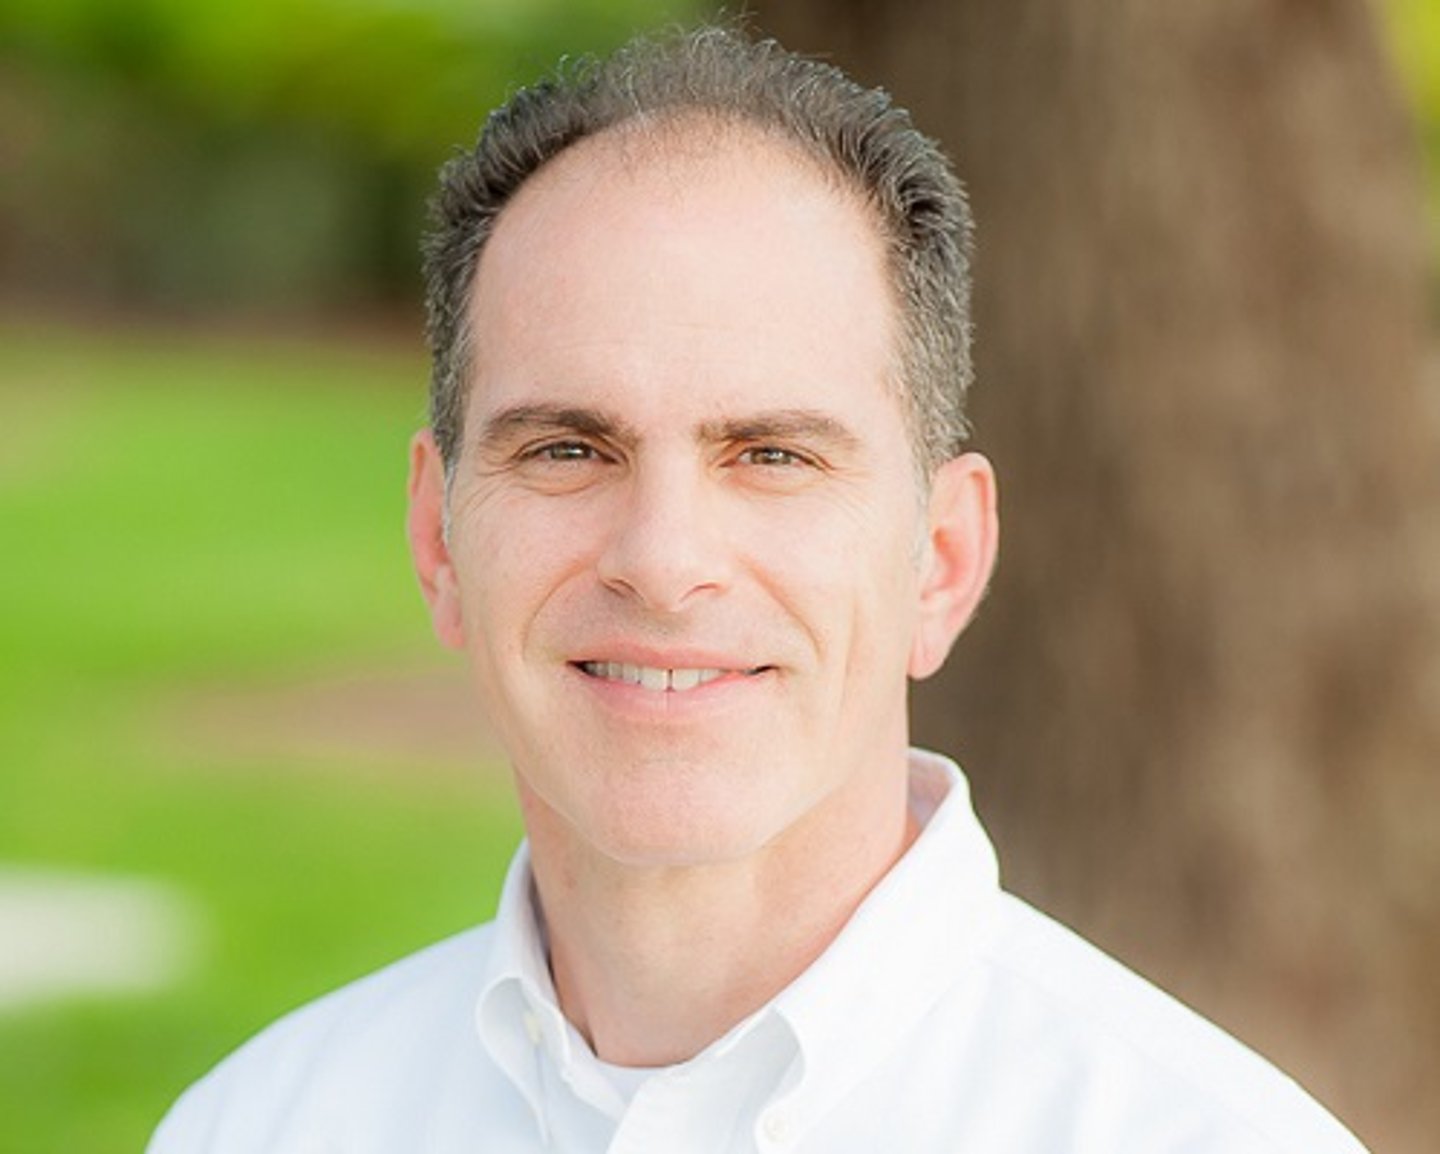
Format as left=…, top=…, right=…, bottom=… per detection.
left=522, top=756, right=918, bottom=1068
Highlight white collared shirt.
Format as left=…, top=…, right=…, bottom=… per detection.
left=149, top=750, right=1368, bottom=1153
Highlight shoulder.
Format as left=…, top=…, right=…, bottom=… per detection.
left=973, top=893, right=1367, bottom=1153
left=148, top=924, right=500, bottom=1153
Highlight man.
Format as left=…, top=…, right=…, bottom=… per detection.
left=151, top=25, right=1367, bottom=1153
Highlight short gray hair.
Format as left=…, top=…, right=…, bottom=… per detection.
left=422, top=23, right=974, bottom=480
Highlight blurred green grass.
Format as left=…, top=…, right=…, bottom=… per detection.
left=0, top=320, right=522, bottom=1153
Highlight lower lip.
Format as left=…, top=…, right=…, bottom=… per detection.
left=568, top=664, right=771, bottom=718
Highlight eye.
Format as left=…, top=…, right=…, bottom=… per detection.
left=737, top=445, right=808, bottom=468
left=525, top=440, right=601, bottom=463
left=506, top=437, right=616, bottom=493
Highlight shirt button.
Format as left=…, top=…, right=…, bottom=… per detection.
left=522, top=1010, right=542, bottom=1046
left=761, top=1111, right=793, bottom=1145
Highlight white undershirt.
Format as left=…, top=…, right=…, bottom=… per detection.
left=592, top=1055, right=658, bottom=1108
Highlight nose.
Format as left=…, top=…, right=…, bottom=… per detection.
left=596, top=460, right=732, bottom=612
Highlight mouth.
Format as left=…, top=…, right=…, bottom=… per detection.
left=574, top=661, right=772, bottom=693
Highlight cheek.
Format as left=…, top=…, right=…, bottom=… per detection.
left=450, top=499, right=577, bottom=633
left=740, top=494, right=921, bottom=660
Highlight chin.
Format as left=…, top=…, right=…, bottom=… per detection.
left=517, top=740, right=816, bottom=867
left=574, top=783, right=793, bottom=869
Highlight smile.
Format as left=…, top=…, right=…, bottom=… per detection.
left=576, top=661, right=766, bottom=693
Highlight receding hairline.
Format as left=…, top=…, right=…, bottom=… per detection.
left=456, top=109, right=909, bottom=405
left=423, top=24, right=976, bottom=484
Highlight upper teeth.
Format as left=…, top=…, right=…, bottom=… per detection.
left=582, top=662, right=729, bottom=692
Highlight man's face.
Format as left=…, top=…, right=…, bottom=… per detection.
left=412, top=127, right=987, bottom=866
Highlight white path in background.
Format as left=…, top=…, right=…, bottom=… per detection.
left=0, top=866, right=202, bottom=1011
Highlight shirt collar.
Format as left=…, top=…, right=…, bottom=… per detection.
left=474, top=842, right=567, bottom=1138
left=474, top=749, right=1002, bottom=1142
left=767, top=749, right=1002, bottom=1136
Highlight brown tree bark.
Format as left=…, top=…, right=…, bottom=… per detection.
left=746, top=2, right=1439, bottom=1149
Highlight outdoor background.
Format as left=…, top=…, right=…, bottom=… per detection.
left=1, top=2, right=1437, bottom=1151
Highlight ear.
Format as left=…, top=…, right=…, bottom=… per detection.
left=908, top=452, right=999, bottom=680
left=406, top=429, right=465, bottom=651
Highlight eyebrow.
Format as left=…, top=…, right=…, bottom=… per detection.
left=698, top=409, right=863, bottom=455
left=474, top=401, right=862, bottom=456
left=476, top=404, right=638, bottom=451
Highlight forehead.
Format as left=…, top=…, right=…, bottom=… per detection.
left=489, top=115, right=881, bottom=269
left=465, top=119, right=902, bottom=430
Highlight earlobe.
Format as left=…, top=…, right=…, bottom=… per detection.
left=406, top=429, right=466, bottom=651
left=908, top=452, right=999, bottom=680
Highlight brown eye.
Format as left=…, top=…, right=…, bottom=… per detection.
left=529, top=441, right=598, bottom=462
left=738, top=446, right=805, bottom=467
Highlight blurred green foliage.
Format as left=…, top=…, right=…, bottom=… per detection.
left=1386, top=0, right=1440, bottom=278
left=0, top=323, right=524, bottom=1152
left=0, top=0, right=697, bottom=312
left=1389, top=0, right=1440, bottom=160
left=1, top=0, right=693, bottom=163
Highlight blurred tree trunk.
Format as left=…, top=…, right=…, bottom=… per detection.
left=749, top=1, right=1439, bottom=1149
